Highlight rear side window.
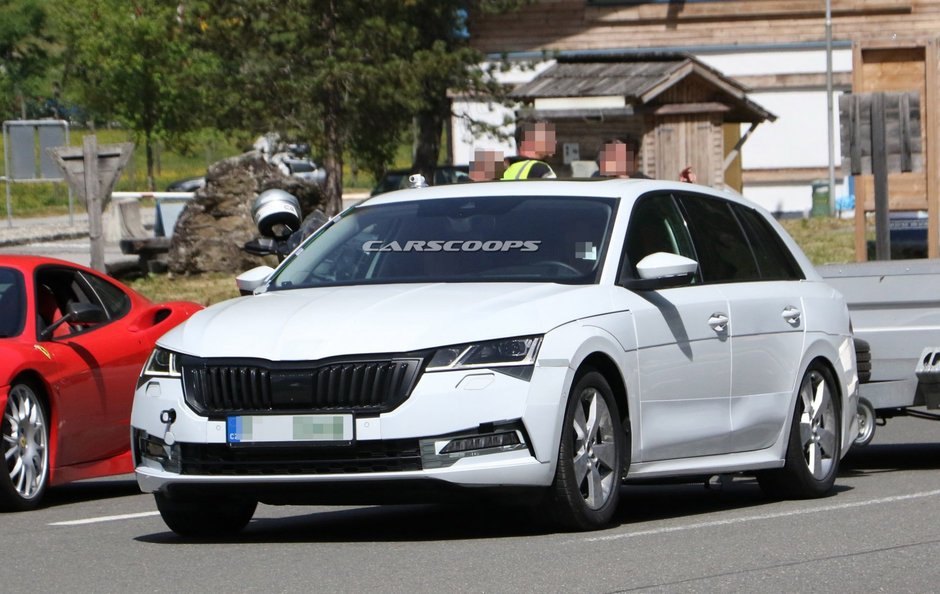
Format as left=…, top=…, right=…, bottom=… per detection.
left=731, top=204, right=804, bottom=281
left=82, top=272, right=132, bottom=319
left=677, top=194, right=759, bottom=283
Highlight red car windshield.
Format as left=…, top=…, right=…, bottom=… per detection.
left=0, top=267, right=26, bottom=338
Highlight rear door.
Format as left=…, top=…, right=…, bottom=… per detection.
left=676, top=195, right=807, bottom=453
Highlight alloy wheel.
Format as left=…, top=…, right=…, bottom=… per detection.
left=799, top=370, right=837, bottom=480
left=571, top=387, right=618, bottom=509
left=3, top=384, right=49, bottom=501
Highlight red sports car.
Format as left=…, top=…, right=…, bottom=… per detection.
left=0, top=255, right=202, bottom=511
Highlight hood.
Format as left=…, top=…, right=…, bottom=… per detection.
left=159, top=283, right=624, bottom=361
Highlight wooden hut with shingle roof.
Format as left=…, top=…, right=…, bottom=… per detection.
left=510, top=53, right=775, bottom=187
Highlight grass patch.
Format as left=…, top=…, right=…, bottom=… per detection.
left=127, top=272, right=240, bottom=307
left=779, top=216, right=858, bottom=266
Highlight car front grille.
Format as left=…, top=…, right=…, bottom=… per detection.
left=180, top=356, right=423, bottom=415
left=178, top=440, right=423, bottom=475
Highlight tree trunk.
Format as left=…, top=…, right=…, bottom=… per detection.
left=320, top=0, right=344, bottom=216
left=322, top=108, right=344, bottom=216
left=145, top=129, right=155, bottom=191
left=412, top=105, right=445, bottom=182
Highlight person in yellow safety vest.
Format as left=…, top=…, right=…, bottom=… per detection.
left=502, top=120, right=557, bottom=180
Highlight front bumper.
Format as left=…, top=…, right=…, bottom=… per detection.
left=131, top=364, right=569, bottom=497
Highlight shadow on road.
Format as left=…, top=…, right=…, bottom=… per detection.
left=40, top=475, right=142, bottom=509
left=136, top=430, right=940, bottom=544
left=136, top=475, right=850, bottom=544
left=841, top=441, right=940, bottom=475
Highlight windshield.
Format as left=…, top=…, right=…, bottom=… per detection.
left=0, top=267, right=26, bottom=338
left=270, top=195, right=616, bottom=289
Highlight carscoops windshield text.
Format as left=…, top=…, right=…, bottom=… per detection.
left=362, top=240, right=541, bottom=253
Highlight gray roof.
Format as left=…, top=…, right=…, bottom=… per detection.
left=511, top=53, right=775, bottom=123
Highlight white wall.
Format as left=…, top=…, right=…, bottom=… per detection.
left=697, top=49, right=852, bottom=76
left=742, top=90, right=842, bottom=169
left=451, top=100, right=518, bottom=165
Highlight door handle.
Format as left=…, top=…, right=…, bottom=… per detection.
left=781, top=306, right=801, bottom=325
left=708, top=313, right=729, bottom=333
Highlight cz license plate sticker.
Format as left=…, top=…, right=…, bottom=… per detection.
left=227, top=414, right=353, bottom=444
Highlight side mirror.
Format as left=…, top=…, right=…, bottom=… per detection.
left=236, top=265, right=275, bottom=296
left=622, top=252, right=698, bottom=291
left=68, top=302, right=108, bottom=324
left=39, top=302, right=107, bottom=341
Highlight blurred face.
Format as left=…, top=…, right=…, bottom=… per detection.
left=469, top=149, right=505, bottom=181
left=599, top=142, right=636, bottom=177
left=520, top=122, right=556, bottom=158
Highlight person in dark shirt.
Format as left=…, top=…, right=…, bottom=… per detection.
left=593, top=138, right=650, bottom=179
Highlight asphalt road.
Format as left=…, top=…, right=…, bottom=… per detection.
left=0, top=237, right=137, bottom=270
left=3, top=414, right=940, bottom=593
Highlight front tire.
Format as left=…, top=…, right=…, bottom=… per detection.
left=1, top=381, right=50, bottom=511
left=155, top=493, right=256, bottom=537
left=544, top=370, right=625, bottom=531
left=758, top=364, right=841, bottom=499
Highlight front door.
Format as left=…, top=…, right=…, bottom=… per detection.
left=621, top=193, right=732, bottom=461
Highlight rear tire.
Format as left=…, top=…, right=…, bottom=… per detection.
left=543, top=369, right=625, bottom=531
left=155, top=493, right=256, bottom=537
left=0, top=381, right=49, bottom=511
left=757, top=364, right=841, bottom=499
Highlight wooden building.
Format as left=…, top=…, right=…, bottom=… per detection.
left=467, top=1, right=930, bottom=57
left=509, top=54, right=775, bottom=186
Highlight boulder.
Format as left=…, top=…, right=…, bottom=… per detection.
left=168, top=151, right=323, bottom=275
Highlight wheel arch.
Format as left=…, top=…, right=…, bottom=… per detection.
left=576, top=352, right=629, bottom=425
left=782, top=342, right=852, bottom=460
left=573, top=352, right=632, bottom=476
left=794, top=335, right=851, bottom=416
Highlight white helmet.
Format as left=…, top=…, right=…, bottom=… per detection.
left=252, top=189, right=301, bottom=239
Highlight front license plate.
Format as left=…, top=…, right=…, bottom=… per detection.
left=226, top=414, right=353, bottom=444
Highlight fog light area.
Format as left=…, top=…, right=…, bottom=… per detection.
left=134, top=429, right=181, bottom=473
left=440, top=431, right=520, bottom=454
left=420, top=427, right=528, bottom=469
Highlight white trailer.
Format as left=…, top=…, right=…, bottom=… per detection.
left=819, top=260, right=940, bottom=446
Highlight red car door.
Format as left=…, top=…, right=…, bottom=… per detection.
left=35, top=267, right=157, bottom=466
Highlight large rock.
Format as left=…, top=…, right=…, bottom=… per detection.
left=168, top=151, right=323, bottom=275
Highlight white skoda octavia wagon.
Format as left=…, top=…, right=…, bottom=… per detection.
left=131, top=179, right=858, bottom=536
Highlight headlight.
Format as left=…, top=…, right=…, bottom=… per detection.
left=138, top=347, right=182, bottom=386
left=426, top=336, right=541, bottom=371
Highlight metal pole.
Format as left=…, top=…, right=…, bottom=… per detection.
left=3, top=122, right=11, bottom=228
left=84, top=135, right=105, bottom=272
left=872, top=93, right=891, bottom=260
left=825, top=0, right=836, bottom=216
left=65, top=123, right=73, bottom=225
